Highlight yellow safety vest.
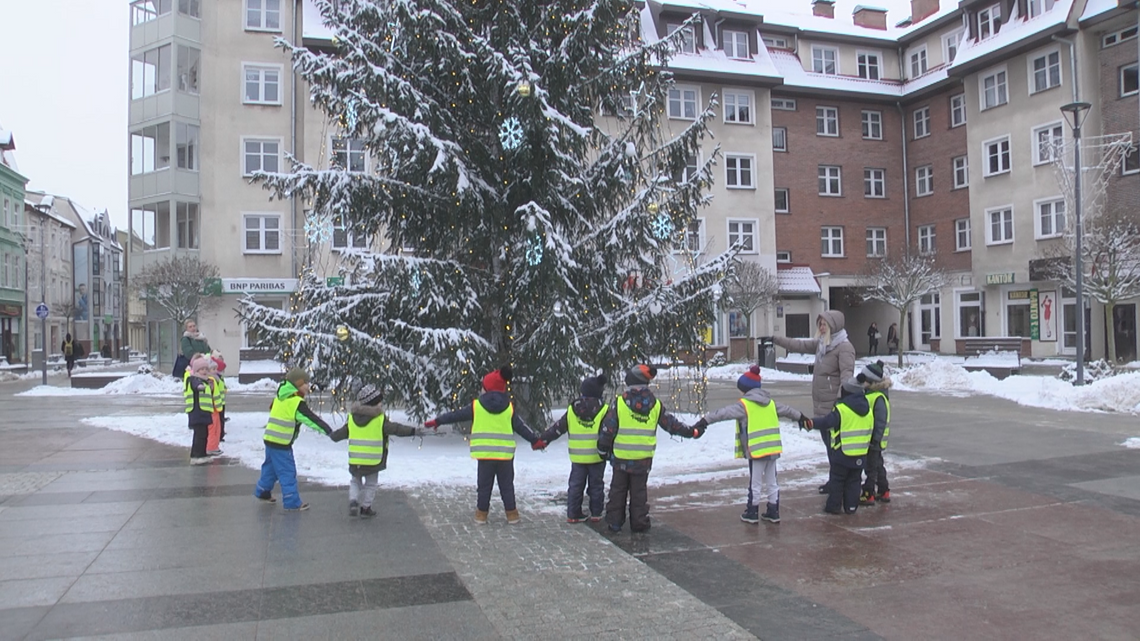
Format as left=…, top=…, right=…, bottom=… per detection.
left=613, top=397, right=661, bottom=461
left=866, top=391, right=891, bottom=450
left=264, top=395, right=303, bottom=446
left=566, top=404, right=608, bottom=464
left=834, top=401, right=874, bottom=457
left=348, top=413, right=386, bottom=466
left=215, top=376, right=227, bottom=409
left=469, top=400, right=515, bottom=460
left=736, top=399, right=781, bottom=459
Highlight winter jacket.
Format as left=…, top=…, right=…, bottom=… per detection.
left=265, top=380, right=334, bottom=449
left=539, top=396, right=608, bottom=444
left=185, top=375, right=213, bottom=427
left=812, top=388, right=871, bottom=466
left=597, top=386, right=693, bottom=474
left=181, top=332, right=211, bottom=360
left=773, top=309, right=856, bottom=416
left=329, top=403, right=418, bottom=475
left=866, top=379, right=892, bottom=451
left=433, top=391, right=541, bottom=445
left=701, top=388, right=804, bottom=460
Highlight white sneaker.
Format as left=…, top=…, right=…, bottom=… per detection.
left=190, top=457, right=211, bottom=465
left=207, top=450, right=223, bottom=456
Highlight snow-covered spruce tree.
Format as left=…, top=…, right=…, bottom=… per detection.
left=240, top=0, right=731, bottom=421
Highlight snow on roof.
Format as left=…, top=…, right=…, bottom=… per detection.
left=1080, top=0, right=1126, bottom=22
left=24, top=193, right=78, bottom=229
left=768, top=48, right=908, bottom=96
left=0, top=125, right=18, bottom=173
left=777, top=265, right=821, bottom=294
left=667, top=41, right=783, bottom=80
left=760, top=0, right=956, bottom=39
left=949, top=0, right=1074, bottom=72
left=302, top=0, right=335, bottom=41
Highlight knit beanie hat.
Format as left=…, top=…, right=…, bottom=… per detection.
left=736, top=365, right=763, bottom=393
left=358, top=383, right=383, bottom=406
left=579, top=374, right=607, bottom=399
left=190, top=355, right=211, bottom=377
left=624, top=364, right=657, bottom=386
left=858, top=360, right=885, bottom=384
left=211, top=355, right=226, bottom=373
left=286, top=367, right=310, bottom=386
left=841, top=376, right=866, bottom=396
left=482, top=365, right=513, bottom=393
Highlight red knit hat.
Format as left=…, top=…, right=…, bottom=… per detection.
left=482, top=365, right=513, bottom=393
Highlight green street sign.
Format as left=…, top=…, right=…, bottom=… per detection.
left=203, top=278, right=223, bottom=296
left=326, top=276, right=345, bottom=287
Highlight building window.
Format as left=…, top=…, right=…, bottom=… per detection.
left=674, top=154, right=698, bottom=183
left=811, top=46, right=838, bottom=75
left=667, top=23, right=696, bottom=54
left=916, top=165, right=933, bottom=196
left=771, top=97, right=796, bottom=111
left=243, top=64, right=282, bottom=105
left=866, top=227, right=886, bottom=257
left=1124, top=145, right=1140, bottom=174
left=818, top=165, right=842, bottom=196
left=725, top=155, right=754, bottom=188
left=667, top=86, right=698, bottom=119
left=243, top=214, right=282, bottom=253
left=1028, top=0, right=1056, bottom=18
left=864, top=168, right=885, bottom=198
left=944, top=29, right=965, bottom=63
left=953, top=155, right=969, bottom=189
left=684, top=219, right=704, bottom=252
left=178, top=0, right=200, bottom=17
left=176, top=202, right=199, bottom=249
left=1123, top=64, right=1139, bottom=96
left=913, top=106, right=931, bottom=139
left=722, top=30, right=749, bottom=59
left=1036, top=198, right=1066, bottom=239
left=1033, top=122, right=1064, bottom=165
left=176, top=45, right=200, bottom=94
left=776, top=250, right=791, bottom=263
left=130, top=123, right=171, bottom=175
left=984, top=136, right=1011, bottom=176
left=243, top=138, right=280, bottom=175
left=131, top=0, right=171, bottom=25
left=775, top=188, right=790, bottom=213
left=245, top=0, right=281, bottom=31
left=332, top=215, right=369, bottom=250
left=950, top=93, right=966, bottom=127
left=958, top=291, right=982, bottom=337
left=909, top=45, right=928, bottom=78
left=857, top=51, right=881, bottom=80
left=723, top=91, right=753, bottom=124
left=1103, top=26, right=1139, bottom=47
left=772, top=127, right=787, bottom=152
left=956, top=218, right=971, bottom=251
left=861, top=110, right=882, bottom=140
left=822, top=227, right=844, bottom=257
left=727, top=219, right=758, bottom=253
left=918, top=224, right=936, bottom=254
left=332, top=136, right=366, bottom=172
left=1030, top=50, right=1062, bottom=94
left=763, top=36, right=789, bottom=49
left=816, top=106, right=839, bottom=136
left=175, top=123, right=198, bottom=170
left=980, top=68, right=1008, bottom=109
left=131, top=202, right=171, bottom=249
left=1007, top=295, right=1031, bottom=338
left=130, top=44, right=171, bottom=99
left=978, top=4, right=1001, bottom=40
left=987, top=206, right=1014, bottom=244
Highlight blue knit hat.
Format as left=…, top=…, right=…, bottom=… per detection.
left=736, top=365, right=762, bottom=393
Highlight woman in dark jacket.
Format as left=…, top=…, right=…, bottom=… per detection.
left=176, top=319, right=211, bottom=379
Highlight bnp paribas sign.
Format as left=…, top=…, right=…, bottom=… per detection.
left=217, top=278, right=299, bottom=295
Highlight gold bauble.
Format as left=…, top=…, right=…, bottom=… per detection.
left=517, top=81, right=532, bottom=97
left=335, top=325, right=350, bottom=342
left=647, top=203, right=659, bottom=214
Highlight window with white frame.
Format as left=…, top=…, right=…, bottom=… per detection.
left=333, top=215, right=369, bottom=250
left=986, top=206, right=1013, bottom=244
left=1030, top=50, right=1062, bottom=93
left=243, top=138, right=280, bottom=175
left=1033, top=122, right=1064, bottom=165
left=957, top=291, right=983, bottom=337
left=1103, top=25, right=1139, bottom=47
left=243, top=64, right=282, bottom=105
left=909, top=45, right=928, bottom=78
left=332, top=136, right=366, bottom=172
left=916, top=165, right=933, bottom=196
left=821, top=227, right=844, bottom=257
left=775, top=188, right=790, bottom=213
left=861, top=110, right=882, bottom=139
left=176, top=202, right=199, bottom=249
left=723, top=91, right=752, bottom=123
left=130, top=44, right=171, bottom=99
left=978, top=4, right=1001, bottom=40
left=955, top=218, right=971, bottom=251
left=864, top=168, right=885, bottom=198
left=913, top=106, right=931, bottom=139
left=818, top=165, right=842, bottom=196
left=776, top=250, right=791, bottom=263
left=1123, top=64, right=1139, bottom=96
left=722, top=30, right=749, bottom=59
left=176, top=45, right=200, bottom=94
left=673, top=154, right=698, bottom=183
left=772, top=127, right=787, bottom=152
left=984, top=136, right=1011, bottom=176
left=763, top=35, right=789, bottom=49
left=243, top=213, right=281, bottom=253
left=943, top=29, right=965, bottom=63
left=178, top=0, right=200, bottom=17
left=684, top=219, right=704, bottom=252
left=725, top=155, right=754, bottom=188
left=953, top=155, right=969, bottom=189
left=811, top=46, right=838, bottom=75
left=130, top=123, right=171, bottom=175
left=866, top=227, right=886, bottom=257
left=667, top=86, right=698, bottom=119
left=816, top=106, right=839, bottom=136
left=950, top=93, right=966, bottom=127
left=918, top=224, right=936, bottom=254
left=667, top=23, right=696, bottom=53
left=1028, top=0, right=1056, bottom=18
left=771, top=97, right=796, bottom=111
left=1125, top=145, right=1139, bottom=174
left=727, top=219, right=758, bottom=253
left=131, top=0, right=170, bottom=25
left=1036, top=198, right=1065, bottom=238
left=980, top=68, right=1008, bottom=109
left=175, top=123, right=198, bottom=170
left=857, top=51, right=881, bottom=80
left=245, top=0, right=281, bottom=31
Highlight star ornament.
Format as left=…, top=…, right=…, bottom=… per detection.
left=629, top=82, right=646, bottom=117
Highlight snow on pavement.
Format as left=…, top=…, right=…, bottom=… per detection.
left=17, top=374, right=282, bottom=396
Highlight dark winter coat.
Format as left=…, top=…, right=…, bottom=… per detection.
left=773, top=310, right=857, bottom=416
left=866, top=379, right=892, bottom=451
left=597, top=386, right=693, bottom=474
left=701, top=387, right=804, bottom=460
left=433, top=391, right=540, bottom=445
left=329, top=403, right=418, bottom=475
left=181, top=332, right=211, bottom=360
left=265, top=380, right=334, bottom=449
left=185, top=375, right=213, bottom=427
left=539, top=396, right=608, bottom=444
left=812, top=388, right=872, bottom=467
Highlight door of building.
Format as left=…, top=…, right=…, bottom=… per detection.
left=1110, top=304, right=1137, bottom=364
left=1062, top=300, right=1092, bottom=358
left=918, top=293, right=940, bottom=351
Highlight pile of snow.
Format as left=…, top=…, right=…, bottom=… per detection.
left=1123, top=438, right=1140, bottom=449
left=16, top=374, right=287, bottom=397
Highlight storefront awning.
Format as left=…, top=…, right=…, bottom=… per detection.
left=777, top=266, right=821, bottom=295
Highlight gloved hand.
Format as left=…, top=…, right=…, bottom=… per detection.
left=597, top=448, right=610, bottom=461
left=532, top=439, right=548, bottom=451
left=798, top=416, right=813, bottom=431
left=692, top=418, right=707, bottom=439
left=424, top=419, right=438, bottom=430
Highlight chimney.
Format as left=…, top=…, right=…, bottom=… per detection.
left=812, top=0, right=835, bottom=19
left=910, top=0, right=940, bottom=24
left=853, top=5, right=888, bottom=30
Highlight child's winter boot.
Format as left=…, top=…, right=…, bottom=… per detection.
left=740, top=504, right=759, bottom=524
left=360, top=506, right=376, bottom=518
left=474, top=509, right=488, bottom=525
left=349, top=500, right=359, bottom=517
left=859, top=490, right=876, bottom=506
left=506, top=509, right=521, bottom=524
left=761, top=502, right=780, bottom=524
left=877, top=491, right=891, bottom=503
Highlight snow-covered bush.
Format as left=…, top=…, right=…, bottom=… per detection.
left=1058, top=359, right=1117, bottom=383
left=708, top=351, right=727, bottom=367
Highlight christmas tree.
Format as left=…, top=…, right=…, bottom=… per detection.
left=242, top=0, right=734, bottom=420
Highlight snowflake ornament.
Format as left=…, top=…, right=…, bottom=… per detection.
left=651, top=214, right=674, bottom=240
left=525, top=234, right=544, bottom=266
left=342, top=100, right=358, bottom=130
left=409, top=268, right=422, bottom=296
left=304, top=213, right=334, bottom=245
left=499, top=117, right=524, bottom=151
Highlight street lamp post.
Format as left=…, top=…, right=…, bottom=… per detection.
left=34, top=201, right=51, bottom=386
left=1060, top=101, right=1092, bottom=386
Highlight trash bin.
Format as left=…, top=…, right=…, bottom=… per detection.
left=758, top=336, right=775, bottom=370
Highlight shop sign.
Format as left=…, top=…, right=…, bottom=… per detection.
left=1007, top=290, right=1031, bottom=300
left=1029, top=289, right=1040, bottom=340
left=986, top=272, right=1015, bottom=285
left=219, top=279, right=298, bottom=295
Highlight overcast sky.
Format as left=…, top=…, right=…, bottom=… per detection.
left=0, top=0, right=128, bottom=228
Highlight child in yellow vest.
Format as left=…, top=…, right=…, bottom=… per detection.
left=330, top=384, right=420, bottom=517
left=858, top=361, right=893, bottom=506
left=205, top=359, right=222, bottom=456
left=211, top=353, right=228, bottom=443
left=184, top=355, right=214, bottom=464
left=694, top=366, right=810, bottom=524
left=533, top=374, right=609, bottom=523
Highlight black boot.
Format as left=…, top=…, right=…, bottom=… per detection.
left=740, top=504, right=759, bottom=524
left=761, top=502, right=780, bottom=524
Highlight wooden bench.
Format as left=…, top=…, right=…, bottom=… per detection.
left=961, top=337, right=1023, bottom=380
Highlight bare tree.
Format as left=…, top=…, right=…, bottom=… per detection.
left=858, top=251, right=951, bottom=368
left=722, top=260, right=779, bottom=362
left=132, top=256, right=222, bottom=327
left=50, top=302, right=77, bottom=334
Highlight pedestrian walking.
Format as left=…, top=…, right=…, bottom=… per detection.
left=808, top=377, right=874, bottom=515
left=61, top=333, right=77, bottom=377
left=858, top=361, right=893, bottom=506
left=533, top=373, right=609, bottom=523
left=867, top=322, right=880, bottom=355
left=253, top=368, right=334, bottom=511
left=184, top=355, right=215, bottom=465
left=887, top=323, right=899, bottom=355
